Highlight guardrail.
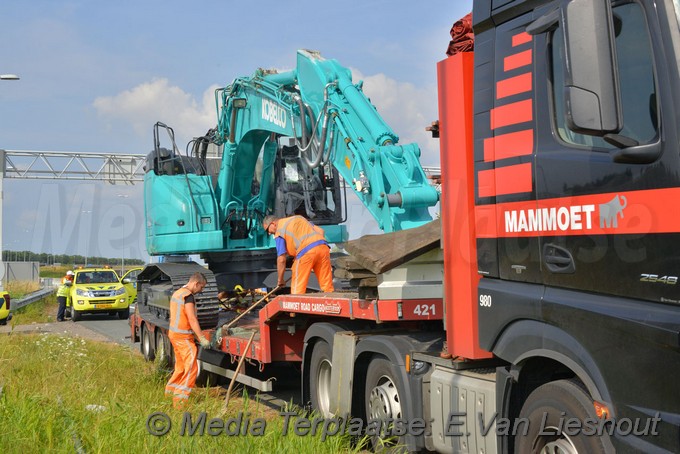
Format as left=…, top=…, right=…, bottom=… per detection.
left=12, top=287, right=55, bottom=311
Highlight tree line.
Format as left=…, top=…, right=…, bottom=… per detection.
left=2, top=250, right=145, bottom=267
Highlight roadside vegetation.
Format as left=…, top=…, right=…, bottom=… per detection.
left=8, top=294, right=58, bottom=325
left=5, top=279, right=42, bottom=300
left=39, top=265, right=72, bottom=278
left=0, top=330, right=362, bottom=452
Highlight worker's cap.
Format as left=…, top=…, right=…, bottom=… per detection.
left=262, top=215, right=277, bottom=230
left=66, top=270, right=75, bottom=276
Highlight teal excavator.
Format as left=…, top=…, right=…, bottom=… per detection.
left=138, top=50, right=439, bottom=327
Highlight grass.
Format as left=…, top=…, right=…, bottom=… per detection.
left=9, top=294, right=58, bottom=325
left=5, top=280, right=42, bottom=300
left=0, top=332, right=363, bottom=453
left=40, top=265, right=73, bottom=278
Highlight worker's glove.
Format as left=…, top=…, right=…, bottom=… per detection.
left=199, top=336, right=211, bottom=349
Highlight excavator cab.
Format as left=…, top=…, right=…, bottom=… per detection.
left=273, top=141, right=344, bottom=226
left=146, top=122, right=205, bottom=177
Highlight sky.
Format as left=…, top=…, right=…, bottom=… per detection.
left=0, top=0, right=473, bottom=264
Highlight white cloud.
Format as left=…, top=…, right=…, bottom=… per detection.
left=93, top=71, right=440, bottom=166
left=93, top=79, right=218, bottom=147
left=352, top=69, right=441, bottom=166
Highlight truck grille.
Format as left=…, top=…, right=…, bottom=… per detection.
left=91, top=290, right=117, bottom=297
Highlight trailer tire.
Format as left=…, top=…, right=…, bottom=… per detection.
left=309, top=340, right=333, bottom=417
left=515, top=379, right=610, bottom=454
left=156, top=329, right=172, bottom=369
left=364, top=356, right=406, bottom=452
left=141, top=324, right=155, bottom=361
left=195, top=359, right=219, bottom=388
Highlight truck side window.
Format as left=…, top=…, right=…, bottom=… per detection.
left=551, top=2, right=657, bottom=148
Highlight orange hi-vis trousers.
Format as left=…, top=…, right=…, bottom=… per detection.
left=291, top=244, right=334, bottom=294
left=165, top=332, right=198, bottom=409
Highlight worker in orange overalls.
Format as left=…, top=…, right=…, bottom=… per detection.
left=164, top=272, right=210, bottom=409
left=262, top=215, right=334, bottom=294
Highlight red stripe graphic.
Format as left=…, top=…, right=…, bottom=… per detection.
left=512, top=32, right=532, bottom=47
left=478, top=163, right=533, bottom=198
left=491, top=99, right=532, bottom=129
left=484, top=129, right=533, bottom=162
left=475, top=188, right=680, bottom=238
left=496, top=72, right=532, bottom=99
left=504, top=49, right=532, bottom=71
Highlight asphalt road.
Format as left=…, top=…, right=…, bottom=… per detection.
left=79, top=313, right=134, bottom=346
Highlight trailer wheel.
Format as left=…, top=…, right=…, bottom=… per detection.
left=515, top=379, right=610, bottom=454
left=141, top=324, right=155, bottom=361
left=365, top=357, right=405, bottom=451
left=309, top=340, right=333, bottom=417
left=195, top=359, right=219, bottom=387
left=156, top=329, right=172, bottom=369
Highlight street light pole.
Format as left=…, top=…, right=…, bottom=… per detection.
left=117, top=194, right=129, bottom=275
left=82, top=210, right=92, bottom=267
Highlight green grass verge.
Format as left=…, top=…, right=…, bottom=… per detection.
left=5, top=280, right=42, bottom=300
left=0, top=333, right=362, bottom=452
left=9, top=294, right=58, bottom=325
left=39, top=265, right=73, bottom=278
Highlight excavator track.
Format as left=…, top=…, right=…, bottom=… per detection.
left=137, top=262, right=220, bottom=330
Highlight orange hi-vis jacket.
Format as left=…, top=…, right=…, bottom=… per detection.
left=275, top=215, right=327, bottom=258
left=169, top=287, right=194, bottom=337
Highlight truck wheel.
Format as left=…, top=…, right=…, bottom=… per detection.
left=365, top=356, right=405, bottom=451
left=141, top=324, right=155, bottom=361
left=515, top=379, right=610, bottom=454
left=309, top=340, right=333, bottom=417
left=118, top=308, right=129, bottom=320
left=71, top=307, right=81, bottom=322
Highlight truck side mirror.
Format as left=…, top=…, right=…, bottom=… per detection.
left=561, top=0, right=622, bottom=135
left=528, top=0, right=622, bottom=136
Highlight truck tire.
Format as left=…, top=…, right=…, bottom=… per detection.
left=141, top=324, right=155, bottom=361
left=364, top=356, right=406, bottom=451
left=71, top=307, right=81, bottom=322
left=515, top=379, right=610, bottom=454
left=309, top=340, right=333, bottom=417
left=118, top=308, right=129, bottom=320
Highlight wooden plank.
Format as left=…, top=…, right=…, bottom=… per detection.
left=334, top=256, right=369, bottom=271
left=334, top=268, right=376, bottom=280
left=350, top=277, right=379, bottom=287
left=342, top=218, right=441, bottom=274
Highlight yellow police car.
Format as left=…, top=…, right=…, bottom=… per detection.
left=70, top=268, right=129, bottom=321
left=0, top=292, right=11, bottom=325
